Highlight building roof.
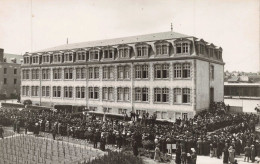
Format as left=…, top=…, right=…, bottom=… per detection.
left=33, top=31, right=191, bottom=53
left=3, top=53, right=23, bottom=64
left=249, top=75, right=260, bottom=83
left=227, top=76, right=240, bottom=82
left=224, top=82, right=260, bottom=86
left=239, top=75, right=249, bottom=82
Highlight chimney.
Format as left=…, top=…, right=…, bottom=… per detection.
left=0, top=48, right=4, bottom=62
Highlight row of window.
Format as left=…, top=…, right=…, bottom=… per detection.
left=3, top=68, right=17, bottom=75
left=3, top=78, right=17, bottom=85
left=22, top=63, right=192, bottom=80
left=22, top=86, right=191, bottom=103
left=23, top=42, right=192, bottom=64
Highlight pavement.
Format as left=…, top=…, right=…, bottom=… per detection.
left=143, top=155, right=260, bottom=164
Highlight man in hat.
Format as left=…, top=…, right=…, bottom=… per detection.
left=251, top=145, right=256, bottom=163
left=244, top=144, right=251, bottom=162
left=0, top=125, right=4, bottom=139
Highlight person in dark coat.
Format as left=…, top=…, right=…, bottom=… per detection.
left=100, top=135, right=106, bottom=151
left=244, top=145, right=250, bottom=162
left=34, top=123, right=40, bottom=135
left=251, top=145, right=256, bottom=163
left=52, top=126, right=57, bottom=140
left=197, top=138, right=203, bottom=155
left=13, top=119, right=17, bottom=132
left=132, top=140, right=138, bottom=156
left=223, top=147, right=229, bottom=164
left=93, top=132, right=98, bottom=148
left=191, top=148, right=197, bottom=164
left=16, top=120, right=20, bottom=133
left=116, top=133, right=123, bottom=149
left=24, top=122, right=28, bottom=134
left=175, top=147, right=182, bottom=164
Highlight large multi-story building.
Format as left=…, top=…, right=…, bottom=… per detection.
left=0, top=48, right=22, bottom=99
left=21, top=31, right=224, bottom=121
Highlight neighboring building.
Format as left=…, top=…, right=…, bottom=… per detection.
left=20, top=31, right=224, bottom=121
left=224, top=82, right=260, bottom=98
left=0, top=48, right=22, bottom=99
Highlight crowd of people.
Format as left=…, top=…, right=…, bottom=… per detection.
left=0, top=101, right=259, bottom=164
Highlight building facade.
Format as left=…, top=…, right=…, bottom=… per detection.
left=21, top=31, right=224, bottom=121
left=0, top=48, right=22, bottom=99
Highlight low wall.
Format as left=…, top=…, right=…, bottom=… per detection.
left=1, top=103, right=25, bottom=108
left=229, top=106, right=243, bottom=113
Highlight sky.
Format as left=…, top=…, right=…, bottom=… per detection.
left=0, top=0, right=259, bottom=72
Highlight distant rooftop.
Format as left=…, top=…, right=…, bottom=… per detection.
left=4, top=53, right=23, bottom=64
left=224, top=82, right=260, bottom=86
left=33, top=31, right=191, bottom=53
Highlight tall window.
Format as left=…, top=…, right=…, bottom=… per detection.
left=103, top=49, right=114, bottom=59
left=42, top=55, right=50, bottom=63
left=135, top=87, right=148, bottom=102
left=182, top=43, right=189, bottom=53
left=103, top=66, right=114, bottom=79
left=42, top=69, right=50, bottom=79
left=89, top=51, right=99, bottom=60
left=76, top=87, right=85, bottom=98
left=46, top=86, right=50, bottom=97
left=182, top=63, right=191, bottom=78
left=64, top=87, right=68, bottom=98
left=42, top=86, right=50, bottom=97
left=32, top=69, right=39, bottom=80
left=4, top=68, right=7, bottom=74
left=117, top=65, right=130, bottom=79
left=176, top=42, right=190, bottom=54
left=31, top=86, right=39, bottom=96
left=42, top=86, right=46, bottom=96
left=124, top=88, right=130, bottom=101
left=117, top=87, right=130, bottom=101
left=210, top=65, right=214, bottom=80
left=182, top=88, right=190, bottom=103
left=64, top=86, right=73, bottom=98
left=24, top=57, right=30, bottom=64
left=53, top=53, right=62, bottom=63
left=154, top=88, right=169, bottom=103
left=174, top=88, right=182, bottom=103
left=156, top=44, right=169, bottom=55
left=64, top=68, right=73, bottom=79
left=53, top=86, right=61, bottom=97
left=154, top=64, right=169, bottom=79
left=118, top=48, right=130, bottom=58
left=136, top=46, right=148, bottom=57
left=32, top=56, right=39, bottom=64
left=22, top=70, right=28, bottom=79
left=108, top=87, right=114, bottom=100
left=103, top=87, right=108, bottom=100
left=89, top=87, right=99, bottom=99
left=26, top=70, right=30, bottom=79
left=53, top=68, right=62, bottom=79
left=76, top=68, right=86, bottom=79
left=117, top=87, right=124, bottom=101
left=77, top=52, right=86, bottom=61
left=135, top=65, right=149, bottom=79
left=174, top=64, right=182, bottom=78
left=64, top=53, right=73, bottom=62
left=102, top=87, right=114, bottom=100
left=22, top=86, right=26, bottom=96
left=26, top=86, right=30, bottom=96
left=135, top=88, right=141, bottom=101
left=89, top=67, right=99, bottom=79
